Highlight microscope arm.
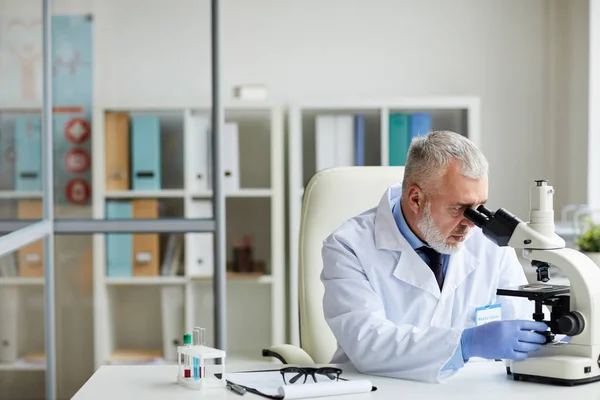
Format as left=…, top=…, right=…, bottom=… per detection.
left=465, top=180, right=600, bottom=384
left=464, top=181, right=600, bottom=346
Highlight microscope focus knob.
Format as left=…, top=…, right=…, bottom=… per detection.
left=557, top=311, right=585, bottom=336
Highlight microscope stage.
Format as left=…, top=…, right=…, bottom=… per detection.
left=497, top=284, right=570, bottom=301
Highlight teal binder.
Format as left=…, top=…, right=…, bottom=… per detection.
left=389, top=113, right=410, bottom=166
left=106, top=200, right=132, bottom=277
left=15, top=116, right=42, bottom=191
left=131, top=115, right=161, bottom=191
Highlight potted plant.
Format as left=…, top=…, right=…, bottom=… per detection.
left=576, top=220, right=600, bottom=267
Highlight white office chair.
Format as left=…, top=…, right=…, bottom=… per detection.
left=263, top=166, right=405, bottom=365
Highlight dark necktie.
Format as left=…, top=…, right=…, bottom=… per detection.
left=418, top=246, right=444, bottom=290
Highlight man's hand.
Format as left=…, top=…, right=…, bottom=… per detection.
left=461, top=320, right=548, bottom=361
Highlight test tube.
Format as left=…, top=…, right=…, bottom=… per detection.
left=199, top=328, right=206, bottom=378
left=183, top=333, right=192, bottom=379
left=193, top=328, right=201, bottom=380
left=199, top=327, right=206, bottom=347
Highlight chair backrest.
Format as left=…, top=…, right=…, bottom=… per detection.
left=298, top=166, right=405, bottom=363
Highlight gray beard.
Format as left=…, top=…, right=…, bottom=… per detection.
left=417, top=202, right=464, bottom=255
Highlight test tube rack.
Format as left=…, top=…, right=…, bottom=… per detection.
left=177, top=328, right=226, bottom=390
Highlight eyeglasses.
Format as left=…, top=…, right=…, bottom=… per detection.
left=280, top=367, right=343, bottom=385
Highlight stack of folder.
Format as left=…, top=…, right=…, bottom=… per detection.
left=186, top=114, right=240, bottom=194
left=314, top=112, right=433, bottom=170
left=104, top=112, right=163, bottom=278
left=388, top=112, right=432, bottom=166
left=105, top=112, right=162, bottom=192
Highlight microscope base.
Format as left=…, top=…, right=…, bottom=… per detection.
left=507, top=356, right=600, bottom=386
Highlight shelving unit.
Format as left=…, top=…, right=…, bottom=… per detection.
left=0, top=108, right=49, bottom=374
left=286, top=96, right=481, bottom=346
left=91, top=101, right=285, bottom=369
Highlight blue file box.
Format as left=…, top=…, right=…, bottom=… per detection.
left=105, top=200, right=133, bottom=277
left=15, top=116, right=42, bottom=192
left=410, top=112, right=432, bottom=138
left=131, top=115, right=161, bottom=191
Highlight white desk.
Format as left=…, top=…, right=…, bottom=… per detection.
left=71, top=361, right=600, bottom=400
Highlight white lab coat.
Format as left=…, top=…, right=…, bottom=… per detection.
left=321, top=183, right=533, bottom=383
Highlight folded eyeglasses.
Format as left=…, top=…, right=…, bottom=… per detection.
left=279, top=367, right=343, bottom=385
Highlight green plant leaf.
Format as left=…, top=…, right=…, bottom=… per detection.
left=576, top=221, right=600, bottom=253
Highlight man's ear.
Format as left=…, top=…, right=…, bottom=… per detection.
left=406, top=184, right=425, bottom=214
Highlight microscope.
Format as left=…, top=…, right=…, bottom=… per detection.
left=464, top=180, right=600, bottom=386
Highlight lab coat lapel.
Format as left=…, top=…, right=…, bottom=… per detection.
left=393, top=245, right=442, bottom=299
left=440, top=244, right=479, bottom=301
left=373, top=185, right=441, bottom=299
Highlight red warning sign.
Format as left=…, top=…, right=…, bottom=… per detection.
left=65, top=118, right=90, bottom=144
left=65, top=178, right=90, bottom=205
left=65, top=148, right=90, bottom=174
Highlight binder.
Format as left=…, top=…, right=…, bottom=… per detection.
left=0, top=118, right=15, bottom=190
left=335, top=115, right=354, bottom=167
left=410, top=112, right=432, bottom=139
left=132, top=199, right=160, bottom=276
left=315, top=115, right=337, bottom=171
left=160, top=234, right=183, bottom=276
left=17, top=200, right=44, bottom=277
left=106, top=200, right=133, bottom=277
left=185, top=200, right=213, bottom=277
left=354, top=115, right=365, bottom=166
left=186, top=114, right=211, bottom=194
left=389, top=113, right=410, bottom=166
left=14, top=116, right=42, bottom=192
left=315, top=115, right=356, bottom=171
left=131, top=115, right=161, bottom=191
left=221, top=123, right=240, bottom=192
left=105, top=112, right=130, bottom=191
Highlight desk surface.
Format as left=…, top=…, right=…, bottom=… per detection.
left=71, top=361, right=600, bottom=400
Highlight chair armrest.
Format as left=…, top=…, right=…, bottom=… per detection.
left=262, top=344, right=315, bottom=365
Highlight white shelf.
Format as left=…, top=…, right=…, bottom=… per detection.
left=189, top=274, right=274, bottom=284
left=0, top=191, right=44, bottom=200
left=0, top=277, right=44, bottom=286
left=105, top=276, right=187, bottom=286
left=0, top=105, right=42, bottom=113
left=226, top=189, right=272, bottom=198
left=230, top=274, right=274, bottom=284
left=92, top=105, right=286, bottom=371
left=106, top=358, right=173, bottom=366
left=105, top=190, right=185, bottom=199
left=0, top=359, right=46, bottom=371
left=190, top=189, right=273, bottom=198
left=289, top=96, right=481, bottom=111
left=286, top=96, right=481, bottom=347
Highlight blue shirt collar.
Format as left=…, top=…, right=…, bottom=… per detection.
left=392, top=195, right=426, bottom=251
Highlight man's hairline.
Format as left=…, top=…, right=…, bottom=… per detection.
left=402, top=169, right=488, bottom=198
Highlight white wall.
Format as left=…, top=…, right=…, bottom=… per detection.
left=94, top=0, right=587, bottom=218
left=0, top=0, right=590, bottom=216
left=0, top=0, right=591, bottom=398
left=549, top=0, right=590, bottom=217
left=589, top=0, right=600, bottom=211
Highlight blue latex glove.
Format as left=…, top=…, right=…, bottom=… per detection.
left=461, top=320, right=548, bottom=361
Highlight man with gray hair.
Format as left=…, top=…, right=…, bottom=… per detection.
left=321, top=130, right=547, bottom=383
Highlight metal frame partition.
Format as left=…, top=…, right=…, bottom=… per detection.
left=0, top=1, right=225, bottom=399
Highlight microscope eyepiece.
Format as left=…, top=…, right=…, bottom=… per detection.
left=464, top=205, right=523, bottom=247
left=477, top=205, right=494, bottom=218
left=464, top=206, right=489, bottom=228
